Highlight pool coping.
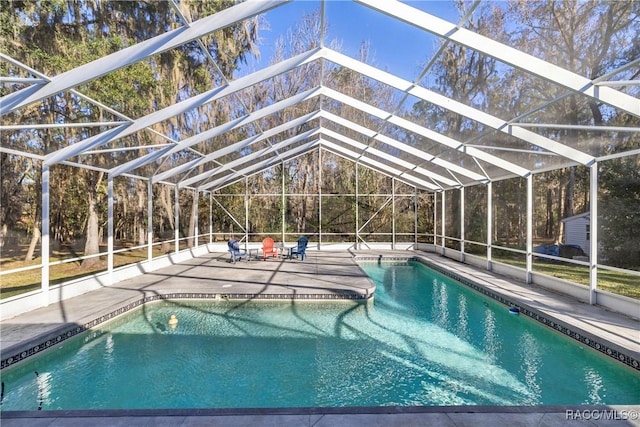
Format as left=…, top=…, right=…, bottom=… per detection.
left=2, top=403, right=638, bottom=418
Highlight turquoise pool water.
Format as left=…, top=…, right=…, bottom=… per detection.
left=1, top=261, right=638, bottom=410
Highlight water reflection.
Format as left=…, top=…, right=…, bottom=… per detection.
left=518, top=332, right=541, bottom=404
left=482, top=309, right=499, bottom=363
left=35, top=371, right=51, bottom=409
left=431, top=279, right=450, bottom=329
left=457, top=295, right=469, bottom=341
left=584, top=367, right=605, bottom=404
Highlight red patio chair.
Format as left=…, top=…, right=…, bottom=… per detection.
left=261, top=237, right=279, bottom=260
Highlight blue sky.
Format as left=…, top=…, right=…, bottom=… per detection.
left=238, top=0, right=462, bottom=82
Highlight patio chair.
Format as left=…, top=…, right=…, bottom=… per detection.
left=261, top=237, right=279, bottom=260
left=228, top=239, right=248, bottom=263
left=288, top=237, right=309, bottom=261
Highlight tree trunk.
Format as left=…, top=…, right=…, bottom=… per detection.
left=137, top=222, right=145, bottom=246
left=545, top=187, right=554, bottom=237
left=81, top=172, right=104, bottom=269
left=133, top=215, right=138, bottom=244
left=517, top=182, right=524, bottom=247
left=137, top=182, right=145, bottom=246
left=24, top=170, right=42, bottom=262
left=0, top=223, right=7, bottom=249
left=81, top=190, right=101, bottom=269
left=160, top=185, right=174, bottom=230
left=502, top=199, right=509, bottom=247
left=25, top=225, right=41, bottom=262
left=566, top=167, right=575, bottom=218
left=188, top=190, right=197, bottom=248
left=555, top=185, right=564, bottom=243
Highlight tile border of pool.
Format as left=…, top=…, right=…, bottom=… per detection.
left=0, top=291, right=370, bottom=370
left=356, top=255, right=640, bottom=372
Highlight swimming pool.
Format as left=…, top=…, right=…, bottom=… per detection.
left=1, top=261, right=638, bottom=410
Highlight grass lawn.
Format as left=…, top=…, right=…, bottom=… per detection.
left=1, top=247, right=165, bottom=299
left=496, top=257, right=640, bottom=300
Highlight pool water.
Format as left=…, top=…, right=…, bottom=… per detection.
left=1, top=261, right=638, bottom=410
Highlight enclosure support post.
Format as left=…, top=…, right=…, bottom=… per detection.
left=107, top=175, right=114, bottom=283
left=209, top=192, right=213, bottom=245
left=441, top=190, right=446, bottom=255
left=433, top=192, right=437, bottom=246
left=281, top=162, right=286, bottom=244
left=174, top=185, right=179, bottom=254
left=318, top=148, right=322, bottom=250
left=194, top=189, right=199, bottom=249
left=526, top=174, right=533, bottom=284
left=355, top=163, right=359, bottom=250
left=487, top=181, right=493, bottom=271
left=147, top=180, right=153, bottom=265
left=244, top=178, right=249, bottom=249
left=41, top=164, right=50, bottom=305
left=589, top=163, right=598, bottom=305
left=392, top=178, right=396, bottom=250
left=414, top=187, right=418, bottom=249
left=460, top=186, right=465, bottom=262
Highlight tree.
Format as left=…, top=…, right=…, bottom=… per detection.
left=2, top=1, right=261, bottom=266
left=504, top=0, right=639, bottom=241
left=599, top=156, right=640, bottom=268
left=0, top=152, right=35, bottom=255
left=408, top=2, right=503, bottom=244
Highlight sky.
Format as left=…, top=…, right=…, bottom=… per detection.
left=237, top=0, right=463, bottom=82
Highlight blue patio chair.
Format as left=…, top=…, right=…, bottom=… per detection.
left=288, top=237, right=309, bottom=261
left=228, top=239, right=248, bottom=263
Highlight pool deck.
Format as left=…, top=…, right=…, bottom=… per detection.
left=1, top=249, right=639, bottom=426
